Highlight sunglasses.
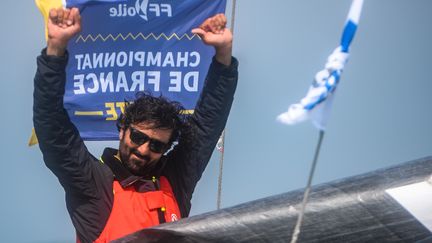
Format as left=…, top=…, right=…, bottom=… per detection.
left=129, top=127, right=169, bottom=153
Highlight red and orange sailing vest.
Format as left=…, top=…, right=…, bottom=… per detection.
left=79, top=176, right=181, bottom=242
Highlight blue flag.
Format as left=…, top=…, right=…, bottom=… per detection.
left=36, top=0, right=227, bottom=140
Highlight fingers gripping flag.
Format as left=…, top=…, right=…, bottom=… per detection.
left=277, top=0, right=363, bottom=131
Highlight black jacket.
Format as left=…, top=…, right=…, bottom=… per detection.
left=33, top=49, right=238, bottom=242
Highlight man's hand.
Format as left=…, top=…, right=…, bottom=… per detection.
left=192, top=14, right=233, bottom=66
left=47, top=7, right=82, bottom=56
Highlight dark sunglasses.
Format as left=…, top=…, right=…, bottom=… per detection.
left=129, top=127, right=169, bottom=153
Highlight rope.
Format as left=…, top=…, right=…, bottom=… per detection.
left=216, top=0, right=237, bottom=210
left=290, top=130, right=325, bottom=243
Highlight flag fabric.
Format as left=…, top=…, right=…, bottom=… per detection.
left=35, top=0, right=227, bottom=140
left=66, top=0, right=127, bottom=8
left=35, top=0, right=127, bottom=25
left=277, top=0, right=363, bottom=130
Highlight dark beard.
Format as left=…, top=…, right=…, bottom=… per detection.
left=120, top=151, right=154, bottom=177
left=130, top=155, right=167, bottom=178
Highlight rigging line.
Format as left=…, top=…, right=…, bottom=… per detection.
left=290, top=130, right=325, bottom=243
left=216, top=0, right=237, bottom=210
left=216, top=129, right=226, bottom=210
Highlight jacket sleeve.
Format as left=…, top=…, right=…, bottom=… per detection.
left=33, top=49, right=98, bottom=197
left=166, top=56, right=239, bottom=216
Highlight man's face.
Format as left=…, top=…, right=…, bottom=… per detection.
left=118, top=122, right=173, bottom=176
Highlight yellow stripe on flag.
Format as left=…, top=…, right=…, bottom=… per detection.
left=75, top=111, right=104, bottom=116
left=180, top=110, right=195, bottom=115
left=28, top=128, right=39, bottom=147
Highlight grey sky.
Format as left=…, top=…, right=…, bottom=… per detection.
left=1, top=0, right=431, bottom=242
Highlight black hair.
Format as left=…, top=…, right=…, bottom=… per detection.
left=117, top=92, right=186, bottom=144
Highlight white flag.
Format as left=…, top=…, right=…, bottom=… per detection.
left=277, top=0, right=364, bottom=130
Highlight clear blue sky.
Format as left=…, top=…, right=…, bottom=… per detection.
left=1, top=0, right=431, bottom=242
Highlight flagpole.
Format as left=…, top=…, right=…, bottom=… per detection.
left=290, top=130, right=325, bottom=243
left=216, top=0, right=237, bottom=210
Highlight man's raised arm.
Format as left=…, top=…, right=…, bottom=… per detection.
left=33, top=8, right=96, bottom=193
left=166, top=14, right=238, bottom=216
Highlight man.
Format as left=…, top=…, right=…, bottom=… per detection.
left=33, top=7, right=238, bottom=243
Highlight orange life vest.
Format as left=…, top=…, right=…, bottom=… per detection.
left=93, top=176, right=181, bottom=242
